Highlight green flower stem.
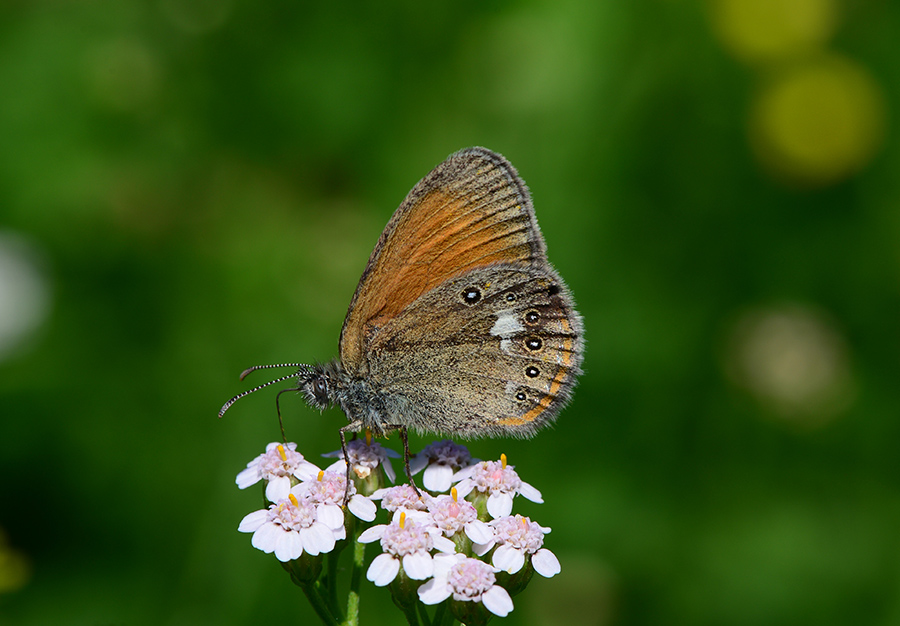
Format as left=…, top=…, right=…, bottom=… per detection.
left=325, top=549, right=344, bottom=622
left=342, top=526, right=366, bottom=626
left=389, top=571, right=424, bottom=626
left=398, top=603, right=422, bottom=626
left=417, top=602, right=434, bottom=626
left=433, top=601, right=456, bottom=626
left=294, top=578, right=340, bottom=626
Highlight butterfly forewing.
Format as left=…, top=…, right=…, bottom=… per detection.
left=339, top=148, right=547, bottom=372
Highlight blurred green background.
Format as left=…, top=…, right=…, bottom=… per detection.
left=1, top=0, right=899, bottom=624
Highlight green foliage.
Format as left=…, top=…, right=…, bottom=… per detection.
left=1, top=1, right=899, bottom=625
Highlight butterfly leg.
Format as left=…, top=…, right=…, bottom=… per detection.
left=381, top=424, right=420, bottom=497
left=339, top=420, right=364, bottom=505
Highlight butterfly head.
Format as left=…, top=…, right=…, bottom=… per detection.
left=297, top=360, right=344, bottom=411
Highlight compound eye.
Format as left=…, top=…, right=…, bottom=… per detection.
left=313, top=377, right=328, bottom=402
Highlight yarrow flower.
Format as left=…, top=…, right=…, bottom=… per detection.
left=453, top=455, right=543, bottom=518
left=294, top=470, right=378, bottom=533
left=474, top=514, right=560, bottom=577
left=418, top=553, right=514, bottom=618
left=370, top=484, right=432, bottom=516
left=410, top=440, right=474, bottom=492
left=324, top=438, right=400, bottom=482
left=236, top=442, right=321, bottom=503
left=358, top=512, right=456, bottom=586
left=238, top=493, right=341, bottom=562
left=427, top=489, right=493, bottom=545
left=232, top=438, right=560, bottom=625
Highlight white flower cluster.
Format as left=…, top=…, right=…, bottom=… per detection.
left=237, top=442, right=377, bottom=561
left=235, top=438, right=560, bottom=620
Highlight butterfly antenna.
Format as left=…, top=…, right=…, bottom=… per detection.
left=239, top=363, right=310, bottom=380
left=218, top=363, right=313, bottom=418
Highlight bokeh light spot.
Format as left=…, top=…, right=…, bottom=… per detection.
left=709, top=0, right=838, bottom=64
left=85, top=39, right=162, bottom=112
left=724, top=304, right=855, bottom=425
left=0, top=232, right=51, bottom=362
left=0, top=528, right=31, bottom=593
left=749, top=55, right=887, bottom=186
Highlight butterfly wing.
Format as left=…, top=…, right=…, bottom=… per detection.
left=339, top=147, right=583, bottom=437
left=339, top=147, right=547, bottom=372
left=366, top=264, right=583, bottom=437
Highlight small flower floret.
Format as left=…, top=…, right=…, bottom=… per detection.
left=238, top=493, right=341, bottom=562
left=236, top=442, right=320, bottom=503
left=428, top=490, right=493, bottom=544
left=418, top=553, right=514, bottom=617
left=294, top=471, right=377, bottom=534
left=453, top=456, right=543, bottom=518
left=371, top=484, right=432, bottom=515
left=324, top=439, right=400, bottom=482
left=358, top=513, right=456, bottom=586
left=410, top=440, right=474, bottom=492
left=474, top=514, right=559, bottom=576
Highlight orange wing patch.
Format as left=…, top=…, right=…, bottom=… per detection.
left=340, top=150, right=543, bottom=371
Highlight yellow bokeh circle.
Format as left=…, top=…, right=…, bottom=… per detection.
left=709, top=0, right=838, bottom=64
left=749, top=54, right=887, bottom=186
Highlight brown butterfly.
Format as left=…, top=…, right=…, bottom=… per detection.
left=220, top=147, right=584, bottom=486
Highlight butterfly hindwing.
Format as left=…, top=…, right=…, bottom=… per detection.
left=364, top=264, right=583, bottom=437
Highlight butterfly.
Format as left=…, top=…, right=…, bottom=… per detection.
left=221, top=147, right=584, bottom=490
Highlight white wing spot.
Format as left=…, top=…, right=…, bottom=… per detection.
left=491, top=310, right=524, bottom=339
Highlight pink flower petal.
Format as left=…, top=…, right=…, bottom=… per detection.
left=235, top=466, right=261, bottom=489
left=293, top=462, right=321, bottom=481
left=431, top=552, right=462, bottom=578
left=453, top=478, right=475, bottom=498
left=305, top=522, right=336, bottom=555
left=317, top=504, right=344, bottom=529
left=518, top=482, right=543, bottom=503
left=432, top=535, right=457, bottom=554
